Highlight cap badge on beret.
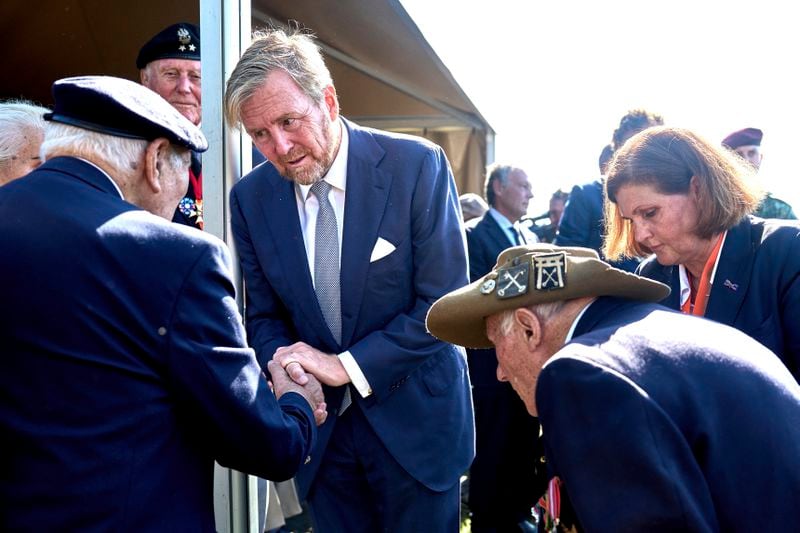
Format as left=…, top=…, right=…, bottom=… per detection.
left=178, top=27, right=192, bottom=44
left=136, top=23, right=200, bottom=69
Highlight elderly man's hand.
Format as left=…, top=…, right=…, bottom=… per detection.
left=267, top=360, right=327, bottom=426
left=274, top=342, right=351, bottom=387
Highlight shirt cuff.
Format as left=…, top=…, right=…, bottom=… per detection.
left=338, top=351, right=372, bottom=397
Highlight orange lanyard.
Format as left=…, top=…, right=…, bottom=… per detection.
left=681, top=234, right=724, bottom=317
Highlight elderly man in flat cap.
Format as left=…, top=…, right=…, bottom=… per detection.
left=137, top=22, right=204, bottom=229
left=0, top=75, right=326, bottom=532
left=427, top=244, right=800, bottom=532
left=722, top=126, right=796, bottom=220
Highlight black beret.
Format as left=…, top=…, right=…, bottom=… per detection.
left=136, top=23, right=200, bottom=69
left=44, top=75, right=207, bottom=152
left=722, top=127, right=762, bottom=149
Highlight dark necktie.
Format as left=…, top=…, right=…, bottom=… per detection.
left=512, top=225, right=526, bottom=245
left=310, top=180, right=341, bottom=344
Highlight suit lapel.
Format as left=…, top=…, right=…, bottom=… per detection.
left=257, top=173, right=328, bottom=338
left=482, top=213, right=515, bottom=251
left=705, top=219, right=755, bottom=324
left=340, top=121, right=391, bottom=347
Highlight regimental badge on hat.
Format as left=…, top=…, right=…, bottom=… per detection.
left=533, top=252, right=566, bottom=291
left=496, top=262, right=529, bottom=299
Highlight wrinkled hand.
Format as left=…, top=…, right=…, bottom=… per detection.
left=267, top=360, right=327, bottom=426
left=274, top=342, right=350, bottom=387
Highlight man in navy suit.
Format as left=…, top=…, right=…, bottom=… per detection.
left=224, top=28, right=474, bottom=532
left=464, top=163, right=542, bottom=532
left=428, top=244, right=800, bottom=531
left=0, top=76, right=324, bottom=531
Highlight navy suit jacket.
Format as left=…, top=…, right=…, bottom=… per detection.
left=230, top=119, right=474, bottom=497
left=555, top=178, right=639, bottom=272
left=638, top=215, right=800, bottom=380
left=465, top=211, right=516, bottom=385
left=0, top=157, right=316, bottom=532
left=537, top=296, right=800, bottom=531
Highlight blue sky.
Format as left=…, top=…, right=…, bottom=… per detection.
left=400, top=0, right=800, bottom=214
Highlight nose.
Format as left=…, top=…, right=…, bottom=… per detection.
left=271, top=130, right=293, bottom=156
left=496, top=364, right=508, bottom=383
left=631, top=220, right=651, bottom=244
left=176, top=74, right=192, bottom=94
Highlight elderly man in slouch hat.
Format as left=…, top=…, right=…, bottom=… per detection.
left=427, top=244, right=800, bottom=532
left=0, top=75, right=325, bottom=531
left=137, top=22, right=204, bottom=228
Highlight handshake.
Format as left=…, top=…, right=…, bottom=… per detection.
left=266, top=342, right=351, bottom=427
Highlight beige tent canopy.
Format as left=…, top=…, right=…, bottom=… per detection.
left=0, top=0, right=493, bottom=194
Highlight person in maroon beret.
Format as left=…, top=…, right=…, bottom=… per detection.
left=722, top=126, right=796, bottom=219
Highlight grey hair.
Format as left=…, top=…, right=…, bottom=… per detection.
left=42, top=123, right=187, bottom=173
left=0, top=100, right=49, bottom=164
left=224, top=27, right=333, bottom=129
left=497, top=300, right=568, bottom=336
left=484, top=163, right=521, bottom=207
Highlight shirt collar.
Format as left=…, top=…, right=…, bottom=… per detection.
left=678, top=230, right=728, bottom=307
left=488, top=207, right=514, bottom=229
left=77, top=157, right=124, bottom=199
left=298, top=119, right=348, bottom=200
left=563, top=298, right=596, bottom=343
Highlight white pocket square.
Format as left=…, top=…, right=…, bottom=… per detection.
left=370, top=237, right=396, bottom=262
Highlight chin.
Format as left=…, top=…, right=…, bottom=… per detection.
left=654, top=252, right=678, bottom=266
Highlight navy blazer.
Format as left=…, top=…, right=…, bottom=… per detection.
left=638, top=215, right=800, bottom=380
left=230, top=119, right=474, bottom=496
left=537, top=296, right=800, bottom=531
left=0, top=158, right=316, bottom=532
left=466, top=211, right=515, bottom=283
left=465, top=211, right=516, bottom=385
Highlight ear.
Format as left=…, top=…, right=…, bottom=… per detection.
left=688, top=175, right=701, bottom=199
left=143, top=138, right=171, bottom=194
left=513, top=307, right=543, bottom=351
left=322, top=85, right=339, bottom=121
left=139, top=69, right=149, bottom=86
left=492, top=177, right=504, bottom=196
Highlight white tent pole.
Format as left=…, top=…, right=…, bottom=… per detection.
left=201, top=0, right=260, bottom=531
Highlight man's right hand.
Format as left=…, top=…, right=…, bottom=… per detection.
left=267, top=360, right=327, bottom=426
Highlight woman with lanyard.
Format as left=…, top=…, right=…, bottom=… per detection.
left=602, top=126, right=800, bottom=382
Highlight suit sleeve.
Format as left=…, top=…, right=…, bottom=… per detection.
left=536, top=355, right=718, bottom=532
left=166, top=240, right=315, bottom=480
left=554, top=184, right=592, bottom=247
left=230, top=188, right=296, bottom=368
left=349, top=146, right=470, bottom=399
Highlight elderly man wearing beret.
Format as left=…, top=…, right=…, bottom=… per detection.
left=137, top=22, right=204, bottom=229
left=427, top=244, right=800, bottom=532
left=0, top=75, right=326, bottom=531
left=721, top=126, right=796, bottom=220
